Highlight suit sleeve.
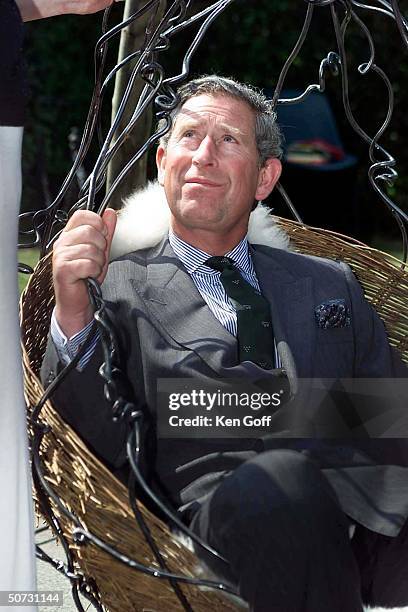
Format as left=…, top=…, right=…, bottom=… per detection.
left=40, top=258, right=145, bottom=472
left=41, top=333, right=130, bottom=470
left=340, top=261, right=408, bottom=378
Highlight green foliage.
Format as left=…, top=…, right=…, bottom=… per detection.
left=18, top=249, right=40, bottom=294
left=22, top=9, right=120, bottom=211
left=26, top=16, right=97, bottom=168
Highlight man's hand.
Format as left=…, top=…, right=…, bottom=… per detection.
left=53, top=209, right=116, bottom=338
left=16, top=0, right=115, bottom=22
left=60, top=0, right=115, bottom=15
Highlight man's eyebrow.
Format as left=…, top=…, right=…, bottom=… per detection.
left=174, top=116, right=247, bottom=138
left=217, top=122, right=246, bottom=137
left=173, top=119, right=201, bottom=132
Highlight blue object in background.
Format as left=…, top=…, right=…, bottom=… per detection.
left=275, top=89, right=358, bottom=172
left=264, top=89, right=363, bottom=238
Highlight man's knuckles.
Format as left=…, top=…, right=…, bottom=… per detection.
left=56, top=225, right=107, bottom=252
left=54, top=257, right=103, bottom=282
left=65, top=209, right=99, bottom=226
left=73, top=259, right=104, bottom=279
left=64, top=243, right=106, bottom=263
left=65, top=210, right=107, bottom=234
left=76, top=224, right=106, bottom=245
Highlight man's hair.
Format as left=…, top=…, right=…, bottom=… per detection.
left=158, top=75, right=282, bottom=166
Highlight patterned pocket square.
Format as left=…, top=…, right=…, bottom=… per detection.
left=314, top=299, right=351, bottom=329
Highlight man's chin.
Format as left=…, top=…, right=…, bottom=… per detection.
left=176, top=199, right=223, bottom=224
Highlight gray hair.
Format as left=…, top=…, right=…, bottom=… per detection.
left=158, top=75, right=282, bottom=166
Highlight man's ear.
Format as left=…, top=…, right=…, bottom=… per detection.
left=255, top=158, right=282, bottom=201
left=156, top=145, right=166, bottom=186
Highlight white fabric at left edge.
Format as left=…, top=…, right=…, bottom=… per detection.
left=0, top=126, right=37, bottom=610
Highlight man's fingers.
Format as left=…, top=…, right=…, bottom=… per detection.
left=63, top=210, right=116, bottom=246
left=57, top=243, right=106, bottom=267
left=54, top=209, right=116, bottom=288
left=53, top=244, right=106, bottom=281
left=58, top=222, right=107, bottom=251
left=102, top=208, right=117, bottom=252
left=58, top=258, right=104, bottom=282
left=64, top=209, right=106, bottom=233
left=95, top=209, right=117, bottom=282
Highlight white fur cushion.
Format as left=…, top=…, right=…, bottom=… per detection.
left=110, top=181, right=290, bottom=260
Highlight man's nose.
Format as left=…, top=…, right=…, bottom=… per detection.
left=192, top=136, right=217, bottom=166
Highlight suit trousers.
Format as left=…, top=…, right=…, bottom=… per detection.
left=189, top=449, right=408, bottom=612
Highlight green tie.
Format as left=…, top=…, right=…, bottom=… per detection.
left=206, top=256, right=276, bottom=370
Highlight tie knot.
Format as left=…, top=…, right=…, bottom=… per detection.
left=205, top=256, right=234, bottom=272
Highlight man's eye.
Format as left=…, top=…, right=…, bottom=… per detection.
left=182, top=130, right=195, bottom=138
left=223, top=134, right=237, bottom=143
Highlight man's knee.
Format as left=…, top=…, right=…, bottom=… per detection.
left=206, top=450, right=338, bottom=539
left=192, top=449, right=352, bottom=596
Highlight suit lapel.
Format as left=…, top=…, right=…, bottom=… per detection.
left=132, top=239, right=238, bottom=373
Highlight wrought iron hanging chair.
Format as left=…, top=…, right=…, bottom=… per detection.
left=19, top=1, right=408, bottom=610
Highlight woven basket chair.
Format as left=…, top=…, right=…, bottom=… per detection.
left=20, top=217, right=408, bottom=612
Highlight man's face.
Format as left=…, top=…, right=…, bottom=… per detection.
left=156, top=94, right=281, bottom=240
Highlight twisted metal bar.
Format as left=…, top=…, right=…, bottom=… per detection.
left=21, top=1, right=408, bottom=610
left=270, top=0, right=407, bottom=263
left=330, top=0, right=408, bottom=262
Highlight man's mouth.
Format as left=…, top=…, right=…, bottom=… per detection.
left=184, top=178, right=221, bottom=187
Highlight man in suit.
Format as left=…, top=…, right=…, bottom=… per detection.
left=42, top=75, right=408, bottom=611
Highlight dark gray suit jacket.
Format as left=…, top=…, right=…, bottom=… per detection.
left=41, top=239, right=408, bottom=537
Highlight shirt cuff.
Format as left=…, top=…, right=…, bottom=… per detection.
left=50, top=308, right=99, bottom=371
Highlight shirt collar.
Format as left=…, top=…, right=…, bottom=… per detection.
left=168, top=229, right=254, bottom=276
